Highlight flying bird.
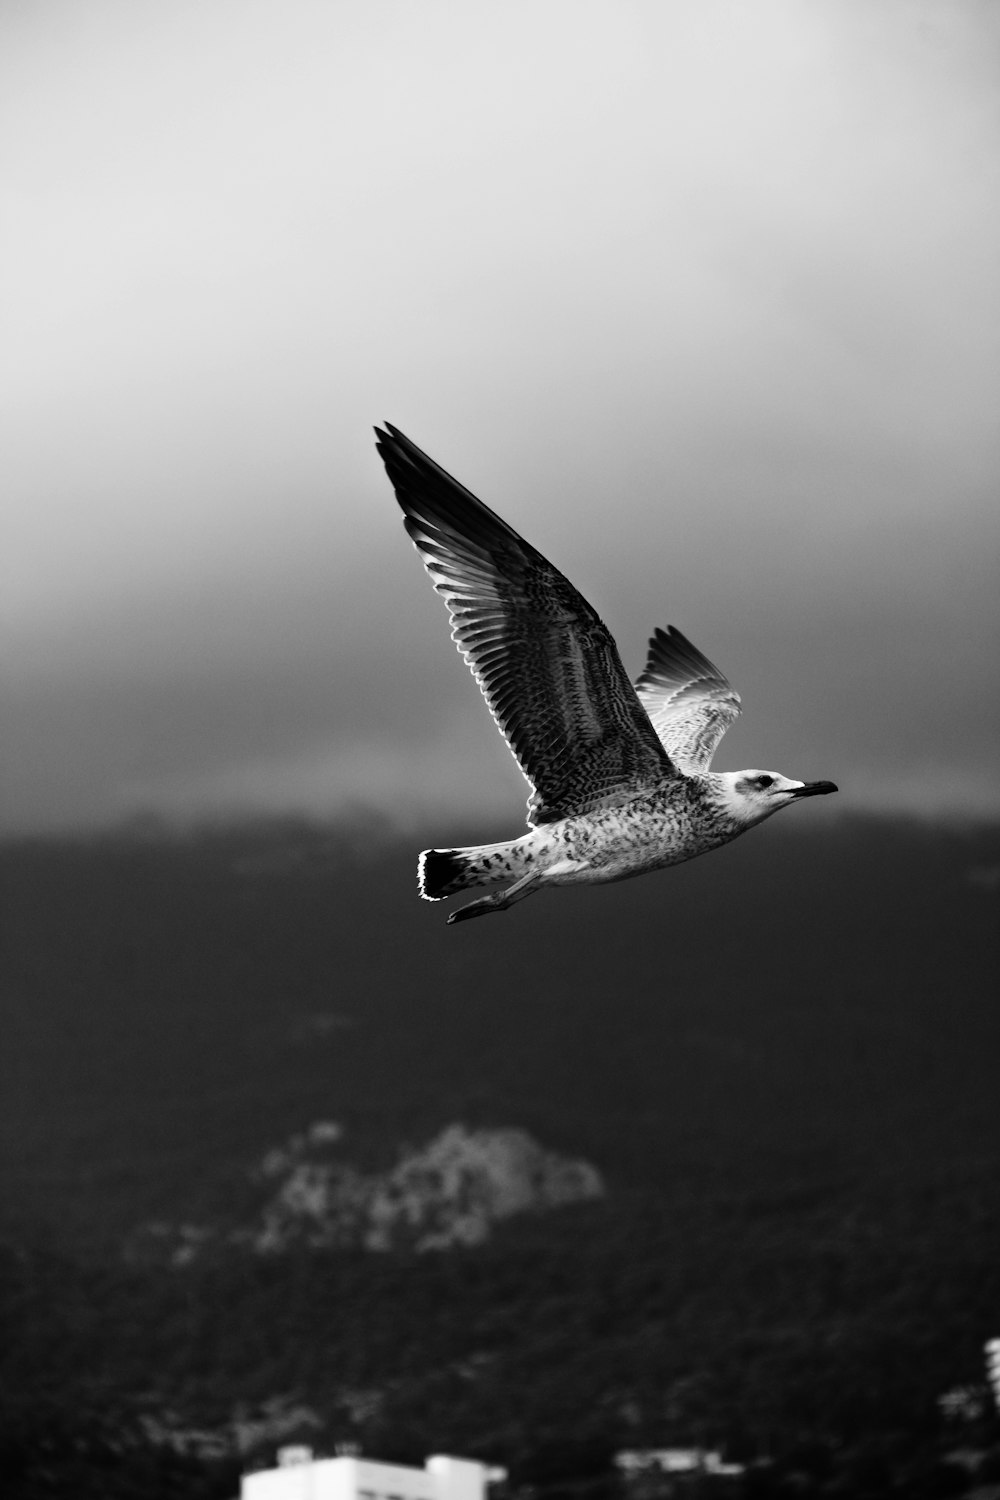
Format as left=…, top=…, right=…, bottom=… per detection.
left=375, top=424, right=837, bottom=924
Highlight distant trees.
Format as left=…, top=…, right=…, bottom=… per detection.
left=2, top=821, right=1000, bottom=1493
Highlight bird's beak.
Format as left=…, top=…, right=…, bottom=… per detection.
left=787, top=780, right=838, bottom=798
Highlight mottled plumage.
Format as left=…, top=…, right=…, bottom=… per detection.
left=635, top=625, right=741, bottom=774
left=375, top=423, right=837, bottom=923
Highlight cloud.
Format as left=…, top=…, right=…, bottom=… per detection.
left=2, top=0, right=998, bottom=829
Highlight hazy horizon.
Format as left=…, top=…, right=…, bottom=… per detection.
left=4, top=0, right=999, bottom=833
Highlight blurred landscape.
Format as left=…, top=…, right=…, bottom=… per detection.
left=2, top=811, right=999, bottom=1497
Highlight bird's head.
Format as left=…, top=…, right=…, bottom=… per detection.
left=712, top=770, right=838, bottom=827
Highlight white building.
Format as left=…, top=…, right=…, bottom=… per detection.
left=242, top=1452, right=494, bottom=1500
left=616, top=1448, right=745, bottom=1478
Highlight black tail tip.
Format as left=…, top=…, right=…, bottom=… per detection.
left=419, top=848, right=464, bottom=901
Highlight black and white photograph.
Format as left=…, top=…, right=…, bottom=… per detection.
left=2, top=2, right=999, bottom=1495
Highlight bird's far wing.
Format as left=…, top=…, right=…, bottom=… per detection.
left=634, top=625, right=741, bottom=773
left=375, top=423, right=677, bottom=825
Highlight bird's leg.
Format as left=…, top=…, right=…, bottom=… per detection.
left=446, top=870, right=542, bottom=925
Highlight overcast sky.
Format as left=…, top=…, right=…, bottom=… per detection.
left=3, top=0, right=999, bottom=833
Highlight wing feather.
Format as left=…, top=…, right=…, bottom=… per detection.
left=376, top=423, right=676, bottom=824
left=634, top=625, right=741, bottom=773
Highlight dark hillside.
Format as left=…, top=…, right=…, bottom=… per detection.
left=1, top=815, right=998, bottom=1492
left=2, top=814, right=996, bottom=1243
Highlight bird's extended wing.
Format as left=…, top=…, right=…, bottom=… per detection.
left=376, top=423, right=677, bottom=825
left=634, top=625, right=741, bottom=773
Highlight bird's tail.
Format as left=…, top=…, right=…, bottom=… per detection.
left=418, top=840, right=522, bottom=901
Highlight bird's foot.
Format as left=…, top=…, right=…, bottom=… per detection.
left=445, top=871, right=541, bottom=925
left=446, top=891, right=509, bottom=924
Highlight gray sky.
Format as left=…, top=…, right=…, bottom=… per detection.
left=3, top=0, right=999, bottom=832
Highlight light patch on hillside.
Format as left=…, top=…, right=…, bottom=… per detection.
left=254, top=1122, right=605, bottom=1253
left=131, top=1122, right=605, bottom=1264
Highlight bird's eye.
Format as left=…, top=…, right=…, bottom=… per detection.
left=756, top=775, right=774, bottom=789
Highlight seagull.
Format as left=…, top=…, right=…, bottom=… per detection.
left=375, top=423, right=837, bottom=924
